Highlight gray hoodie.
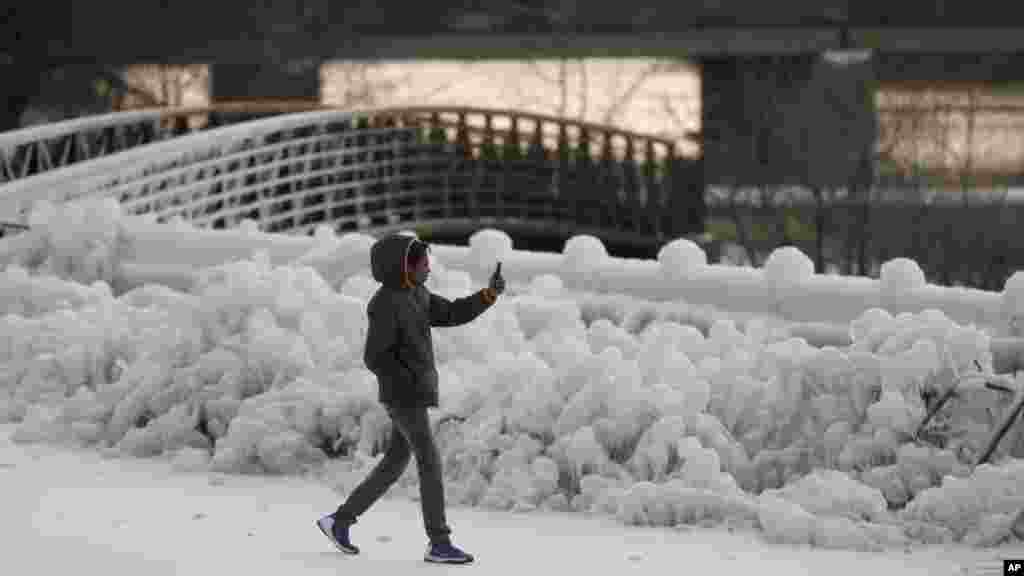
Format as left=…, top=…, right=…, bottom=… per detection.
left=364, top=234, right=497, bottom=407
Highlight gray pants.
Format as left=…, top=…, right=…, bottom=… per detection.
left=335, top=405, right=451, bottom=545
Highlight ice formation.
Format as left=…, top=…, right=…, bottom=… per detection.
left=1, top=198, right=1022, bottom=552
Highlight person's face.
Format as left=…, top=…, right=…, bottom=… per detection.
left=409, top=255, right=430, bottom=285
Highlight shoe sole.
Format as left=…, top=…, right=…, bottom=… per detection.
left=424, top=555, right=474, bottom=565
left=316, top=519, right=359, bottom=555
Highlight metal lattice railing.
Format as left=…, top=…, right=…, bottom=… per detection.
left=0, top=109, right=175, bottom=184
left=0, top=106, right=705, bottom=246
left=0, top=101, right=339, bottom=186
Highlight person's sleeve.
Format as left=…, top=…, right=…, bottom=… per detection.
left=428, top=288, right=497, bottom=327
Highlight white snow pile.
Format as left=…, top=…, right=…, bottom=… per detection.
left=13, top=197, right=124, bottom=287
left=1, top=201, right=1023, bottom=551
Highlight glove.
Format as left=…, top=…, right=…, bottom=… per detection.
left=488, top=262, right=505, bottom=295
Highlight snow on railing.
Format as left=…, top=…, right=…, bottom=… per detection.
left=0, top=101, right=342, bottom=187
left=0, top=109, right=173, bottom=184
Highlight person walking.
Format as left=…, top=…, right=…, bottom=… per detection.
left=317, top=235, right=505, bottom=565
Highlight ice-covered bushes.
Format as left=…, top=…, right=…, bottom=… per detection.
left=766, top=469, right=888, bottom=523
left=208, top=377, right=366, bottom=474
left=514, top=295, right=583, bottom=340
left=586, top=318, right=641, bottom=359
left=22, top=198, right=124, bottom=286
left=859, top=444, right=971, bottom=508
left=195, top=254, right=368, bottom=372
left=756, top=493, right=896, bottom=551
left=849, top=307, right=992, bottom=377
left=617, top=479, right=759, bottom=528
left=528, top=274, right=564, bottom=299
left=492, top=354, right=564, bottom=443
left=5, top=209, right=1024, bottom=552
left=902, top=459, right=1024, bottom=543
left=477, top=434, right=558, bottom=511
left=294, top=232, right=376, bottom=290
left=115, top=400, right=212, bottom=458
left=0, top=265, right=113, bottom=317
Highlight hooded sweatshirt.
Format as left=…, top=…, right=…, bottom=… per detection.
left=364, top=234, right=497, bottom=407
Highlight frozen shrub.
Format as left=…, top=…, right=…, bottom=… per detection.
left=767, top=469, right=887, bottom=523
left=529, top=274, right=564, bottom=298
left=616, top=481, right=660, bottom=525
left=586, top=318, right=640, bottom=359
left=814, top=515, right=881, bottom=551
left=337, top=274, right=376, bottom=302
left=756, top=493, right=816, bottom=545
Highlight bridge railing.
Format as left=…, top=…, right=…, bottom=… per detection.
left=0, top=106, right=704, bottom=246
left=0, top=109, right=175, bottom=184
left=0, top=101, right=341, bottom=186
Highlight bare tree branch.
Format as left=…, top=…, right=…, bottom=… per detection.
left=577, top=59, right=588, bottom=122
left=557, top=59, right=569, bottom=117
left=601, top=61, right=673, bottom=125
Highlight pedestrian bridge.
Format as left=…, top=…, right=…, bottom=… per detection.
left=0, top=104, right=705, bottom=255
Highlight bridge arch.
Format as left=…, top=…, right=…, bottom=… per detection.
left=0, top=106, right=705, bottom=255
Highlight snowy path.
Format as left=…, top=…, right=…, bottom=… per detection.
left=0, top=424, right=1015, bottom=576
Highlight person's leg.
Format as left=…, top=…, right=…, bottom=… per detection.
left=389, top=405, right=452, bottom=546
left=334, top=410, right=411, bottom=525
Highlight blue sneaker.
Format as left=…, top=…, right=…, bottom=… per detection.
left=424, top=542, right=474, bottom=564
left=316, top=514, right=359, bottom=555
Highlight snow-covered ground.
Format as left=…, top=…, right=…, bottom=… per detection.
left=2, top=197, right=1024, bottom=573
left=1, top=423, right=1015, bottom=575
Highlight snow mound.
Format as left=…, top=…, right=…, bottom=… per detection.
left=296, top=232, right=376, bottom=290
left=1001, top=271, right=1024, bottom=336
left=563, top=235, right=608, bottom=275
left=618, top=479, right=758, bottom=527
left=658, top=239, right=707, bottom=280
left=766, top=469, right=887, bottom=523
left=468, top=229, right=512, bottom=273
left=880, top=258, right=927, bottom=293
left=21, top=198, right=123, bottom=286
left=903, top=460, right=1024, bottom=545
left=763, top=247, right=814, bottom=286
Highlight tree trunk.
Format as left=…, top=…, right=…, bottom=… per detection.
left=857, top=193, right=871, bottom=276
left=812, top=186, right=825, bottom=273
left=727, top=187, right=755, bottom=266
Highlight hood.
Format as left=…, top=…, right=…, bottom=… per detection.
left=370, top=234, right=417, bottom=289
